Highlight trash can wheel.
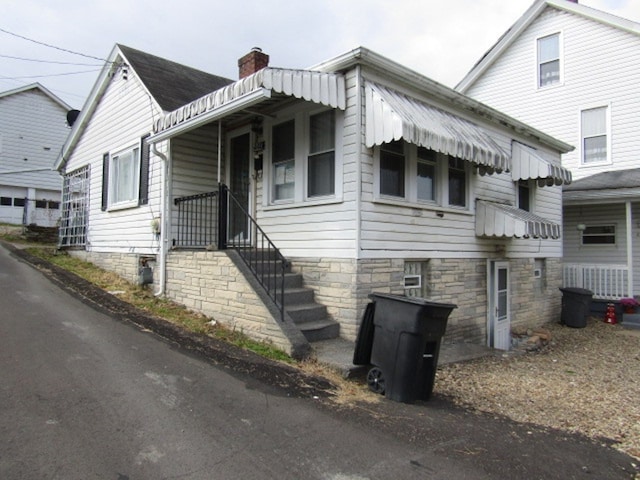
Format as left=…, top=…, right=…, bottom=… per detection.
left=367, top=367, right=386, bottom=395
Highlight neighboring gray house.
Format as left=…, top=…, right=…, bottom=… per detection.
left=457, top=0, right=640, bottom=302
left=0, top=83, right=70, bottom=227
left=56, top=44, right=571, bottom=357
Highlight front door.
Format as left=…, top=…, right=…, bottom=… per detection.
left=488, top=260, right=510, bottom=350
left=227, top=130, right=252, bottom=243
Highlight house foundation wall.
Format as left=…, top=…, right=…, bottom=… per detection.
left=293, top=256, right=562, bottom=344
left=66, top=250, right=563, bottom=351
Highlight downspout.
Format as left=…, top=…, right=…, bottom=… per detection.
left=626, top=201, right=634, bottom=296
left=152, top=142, right=169, bottom=297
left=355, top=64, right=363, bottom=260
left=217, top=121, right=222, bottom=184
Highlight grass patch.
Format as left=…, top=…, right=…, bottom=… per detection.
left=23, top=245, right=294, bottom=364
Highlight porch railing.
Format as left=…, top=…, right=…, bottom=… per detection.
left=219, top=184, right=287, bottom=322
left=172, top=185, right=287, bottom=321
left=173, top=191, right=219, bottom=248
left=563, top=263, right=629, bottom=300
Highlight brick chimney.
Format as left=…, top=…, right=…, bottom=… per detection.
left=238, top=47, right=269, bottom=79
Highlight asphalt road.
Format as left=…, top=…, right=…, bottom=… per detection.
left=0, top=243, right=638, bottom=480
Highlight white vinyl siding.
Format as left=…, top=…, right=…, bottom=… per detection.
left=61, top=63, right=163, bottom=254
left=463, top=6, right=640, bottom=180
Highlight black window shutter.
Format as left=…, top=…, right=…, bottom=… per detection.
left=101, top=153, right=109, bottom=211
left=139, top=134, right=151, bottom=205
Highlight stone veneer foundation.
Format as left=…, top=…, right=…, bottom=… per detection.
left=68, top=250, right=563, bottom=351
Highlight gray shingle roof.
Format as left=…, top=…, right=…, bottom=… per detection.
left=564, top=168, right=640, bottom=191
left=117, top=44, right=234, bottom=111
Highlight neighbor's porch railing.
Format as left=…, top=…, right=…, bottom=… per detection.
left=563, top=263, right=630, bottom=300
left=172, top=184, right=287, bottom=321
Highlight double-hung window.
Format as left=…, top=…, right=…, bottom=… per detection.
left=272, top=120, right=296, bottom=201
left=581, top=225, right=615, bottom=245
left=110, top=146, right=140, bottom=206
left=376, top=141, right=468, bottom=209
left=380, top=140, right=405, bottom=197
left=518, top=180, right=531, bottom=212
left=537, top=33, right=561, bottom=87
left=581, top=106, right=608, bottom=164
left=102, top=135, right=150, bottom=211
left=269, top=109, right=339, bottom=204
left=308, top=110, right=335, bottom=198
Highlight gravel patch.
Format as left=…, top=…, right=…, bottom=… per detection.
left=437, top=318, right=640, bottom=460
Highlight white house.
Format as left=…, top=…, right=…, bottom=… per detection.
left=0, top=83, right=70, bottom=227
left=56, top=44, right=572, bottom=358
left=457, top=0, right=640, bottom=304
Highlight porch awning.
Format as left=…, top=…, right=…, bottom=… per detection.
left=476, top=200, right=561, bottom=239
left=365, top=82, right=510, bottom=174
left=151, top=67, right=346, bottom=141
left=512, top=142, right=572, bottom=186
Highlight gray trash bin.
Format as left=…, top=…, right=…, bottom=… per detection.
left=559, top=287, right=593, bottom=328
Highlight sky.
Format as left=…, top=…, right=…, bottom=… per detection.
left=1, top=0, right=638, bottom=109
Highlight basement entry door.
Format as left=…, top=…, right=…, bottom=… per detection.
left=488, top=260, right=510, bottom=350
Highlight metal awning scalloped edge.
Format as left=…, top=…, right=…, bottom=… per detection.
left=150, top=67, right=346, bottom=143
left=511, top=141, right=572, bottom=187
left=475, top=200, right=561, bottom=239
left=364, top=81, right=510, bottom=174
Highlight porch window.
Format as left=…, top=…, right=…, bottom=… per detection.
left=581, top=225, right=615, bottom=245
left=537, top=33, right=560, bottom=87
left=272, top=119, right=295, bottom=201
left=581, top=107, right=608, bottom=164
left=376, top=142, right=469, bottom=209
left=308, top=111, right=335, bottom=197
left=380, top=140, right=405, bottom=198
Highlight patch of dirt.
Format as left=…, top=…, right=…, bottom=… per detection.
left=436, top=318, right=640, bottom=460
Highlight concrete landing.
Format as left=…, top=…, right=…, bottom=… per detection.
left=312, top=338, right=496, bottom=378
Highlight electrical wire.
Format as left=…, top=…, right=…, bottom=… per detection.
left=0, top=53, right=102, bottom=67
left=0, top=27, right=112, bottom=63
left=0, top=69, right=102, bottom=80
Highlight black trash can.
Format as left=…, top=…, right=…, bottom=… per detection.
left=354, top=292, right=456, bottom=403
left=559, top=287, right=593, bottom=328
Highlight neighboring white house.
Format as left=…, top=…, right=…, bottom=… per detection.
left=56, top=44, right=572, bottom=358
left=0, top=83, right=70, bottom=227
left=457, top=0, right=640, bottom=302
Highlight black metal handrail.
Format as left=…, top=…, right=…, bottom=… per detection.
left=173, top=191, right=218, bottom=248
left=219, top=184, right=287, bottom=322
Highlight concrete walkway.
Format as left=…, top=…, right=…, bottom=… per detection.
left=313, top=337, right=495, bottom=377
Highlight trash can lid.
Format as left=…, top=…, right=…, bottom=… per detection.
left=559, top=287, right=593, bottom=296
left=368, top=292, right=457, bottom=309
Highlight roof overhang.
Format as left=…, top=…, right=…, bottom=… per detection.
left=365, top=82, right=510, bottom=174
left=476, top=200, right=561, bottom=239
left=512, top=141, right=571, bottom=186
left=150, top=67, right=346, bottom=142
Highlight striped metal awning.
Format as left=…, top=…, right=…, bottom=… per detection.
left=476, top=200, right=561, bottom=239
left=152, top=67, right=346, bottom=140
left=365, top=82, right=510, bottom=174
left=512, top=142, right=572, bottom=186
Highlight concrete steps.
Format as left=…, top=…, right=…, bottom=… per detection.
left=252, top=256, right=340, bottom=343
